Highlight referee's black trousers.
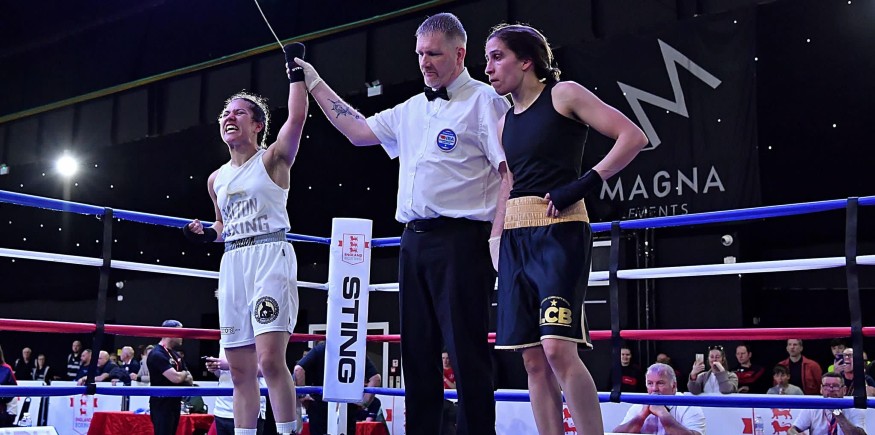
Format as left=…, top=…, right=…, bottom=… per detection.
left=399, top=218, right=496, bottom=435
left=149, top=397, right=181, bottom=435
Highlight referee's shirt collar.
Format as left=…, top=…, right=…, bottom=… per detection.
left=426, top=68, right=471, bottom=101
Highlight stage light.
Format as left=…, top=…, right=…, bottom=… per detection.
left=55, top=153, right=79, bottom=177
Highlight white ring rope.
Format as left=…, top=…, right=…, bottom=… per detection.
left=2, top=247, right=872, bottom=293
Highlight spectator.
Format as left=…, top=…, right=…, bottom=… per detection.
left=610, top=345, right=645, bottom=393
left=0, top=345, right=18, bottom=428
left=65, top=340, right=82, bottom=381
left=826, top=338, right=848, bottom=373
left=442, top=351, right=456, bottom=389
left=836, top=348, right=875, bottom=397
left=147, top=320, right=192, bottom=435
left=688, top=345, right=738, bottom=394
left=655, top=352, right=683, bottom=388
left=132, top=345, right=153, bottom=384
left=766, top=365, right=803, bottom=395
left=732, top=344, right=768, bottom=394
left=77, top=350, right=125, bottom=385
left=613, top=363, right=705, bottom=435
left=73, top=349, right=92, bottom=383
left=118, top=346, right=140, bottom=385
left=13, top=347, right=34, bottom=381
left=294, top=342, right=381, bottom=435
left=777, top=339, right=822, bottom=395
left=791, top=372, right=866, bottom=435
left=31, top=353, right=52, bottom=383
left=442, top=350, right=457, bottom=435
left=206, top=348, right=268, bottom=435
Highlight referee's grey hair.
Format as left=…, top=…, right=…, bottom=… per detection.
left=416, top=12, right=467, bottom=46
left=647, top=363, right=677, bottom=385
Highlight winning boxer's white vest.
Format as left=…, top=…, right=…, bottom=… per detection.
left=214, top=149, right=290, bottom=242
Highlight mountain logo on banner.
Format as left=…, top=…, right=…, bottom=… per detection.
left=338, top=233, right=369, bottom=265
left=617, top=39, right=721, bottom=150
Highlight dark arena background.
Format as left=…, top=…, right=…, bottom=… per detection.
left=0, top=0, right=873, bottom=397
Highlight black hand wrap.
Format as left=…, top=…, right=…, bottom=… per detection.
left=284, top=43, right=306, bottom=84
left=182, top=225, right=218, bottom=243
left=548, top=169, right=603, bottom=211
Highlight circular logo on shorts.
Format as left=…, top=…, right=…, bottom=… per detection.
left=436, top=128, right=457, bottom=152
left=254, top=296, right=279, bottom=324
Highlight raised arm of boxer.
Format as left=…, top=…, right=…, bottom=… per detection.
left=263, top=43, right=309, bottom=187
left=293, top=58, right=381, bottom=147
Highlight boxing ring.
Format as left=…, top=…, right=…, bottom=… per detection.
left=1, top=189, right=874, bottom=434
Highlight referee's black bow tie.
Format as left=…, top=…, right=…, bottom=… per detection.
left=424, top=86, right=449, bottom=101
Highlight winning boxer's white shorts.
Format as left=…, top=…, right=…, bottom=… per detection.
left=218, top=241, right=298, bottom=348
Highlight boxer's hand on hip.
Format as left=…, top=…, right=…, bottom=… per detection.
left=488, top=236, right=501, bottom=272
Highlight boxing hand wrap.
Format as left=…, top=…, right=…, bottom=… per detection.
left=182, top=225, right=218, bottom=243
left=548, top=169, right=603, bottom=211
left=488, top=236, right=501, bottom=272
left=283, top=42, right=306, bottom=84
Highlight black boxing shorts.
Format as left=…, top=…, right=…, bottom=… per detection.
left=495, top=196, right=593, bottom=350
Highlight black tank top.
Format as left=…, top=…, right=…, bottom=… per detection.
left=502, top=82, right=589, bottom=198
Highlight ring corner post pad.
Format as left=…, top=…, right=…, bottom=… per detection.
left=324, top=218, right=374, bottom=435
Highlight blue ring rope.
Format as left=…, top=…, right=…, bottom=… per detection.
left=4, top=190, right=873, bottom=246
left=2, top=386, right=873, bottom=409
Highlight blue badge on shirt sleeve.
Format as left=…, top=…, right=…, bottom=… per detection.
left=436, top=128, right=457, bottom=152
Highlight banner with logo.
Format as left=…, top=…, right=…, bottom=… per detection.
left=562, top=8, right=760, bottom=220
left=324, top=218, right=373, bottom=403
left=43, top=382, right=122, bottom=435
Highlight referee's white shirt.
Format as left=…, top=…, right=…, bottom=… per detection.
left=367, top=68, right=510, bottom=224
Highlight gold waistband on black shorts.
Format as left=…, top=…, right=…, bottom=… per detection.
left=504, top=196, right=589, bottom=230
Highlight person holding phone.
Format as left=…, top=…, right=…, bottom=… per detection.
left=835, top=348, right=875, bottom=397
left=688, top=345, right=738, bottom=394
left=826, top=338, right=848, bottom=373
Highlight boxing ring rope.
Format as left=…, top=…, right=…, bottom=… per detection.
left=4, top=318, right=875, bottom=344
left=1, top=189, right=873, bottom=414
left=0, top=385, right=873, bottom=410
left=3, top=189, right=874, bottom=242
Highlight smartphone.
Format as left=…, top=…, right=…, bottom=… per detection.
left=695, top=353, right=704, bottom=364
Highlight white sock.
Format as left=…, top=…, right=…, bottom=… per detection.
left=275, top=420, right=296, bottom=434
left=234, top=429, right=257, bottom=435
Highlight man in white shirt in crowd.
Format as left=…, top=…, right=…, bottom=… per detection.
left=614, top=363, right=706, bottom=435
left=292, top=12, right=509, bottom=435
left=791, top=372, right=867, bottom=435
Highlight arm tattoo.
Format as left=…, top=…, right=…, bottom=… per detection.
left=329, top=98, right=361, bottom=119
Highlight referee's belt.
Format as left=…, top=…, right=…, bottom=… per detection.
left=224, top=230, right=287, bottom=252
left=504, top=196, right=589, bottom=230
left=404, top=216, right=489, bottom=233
